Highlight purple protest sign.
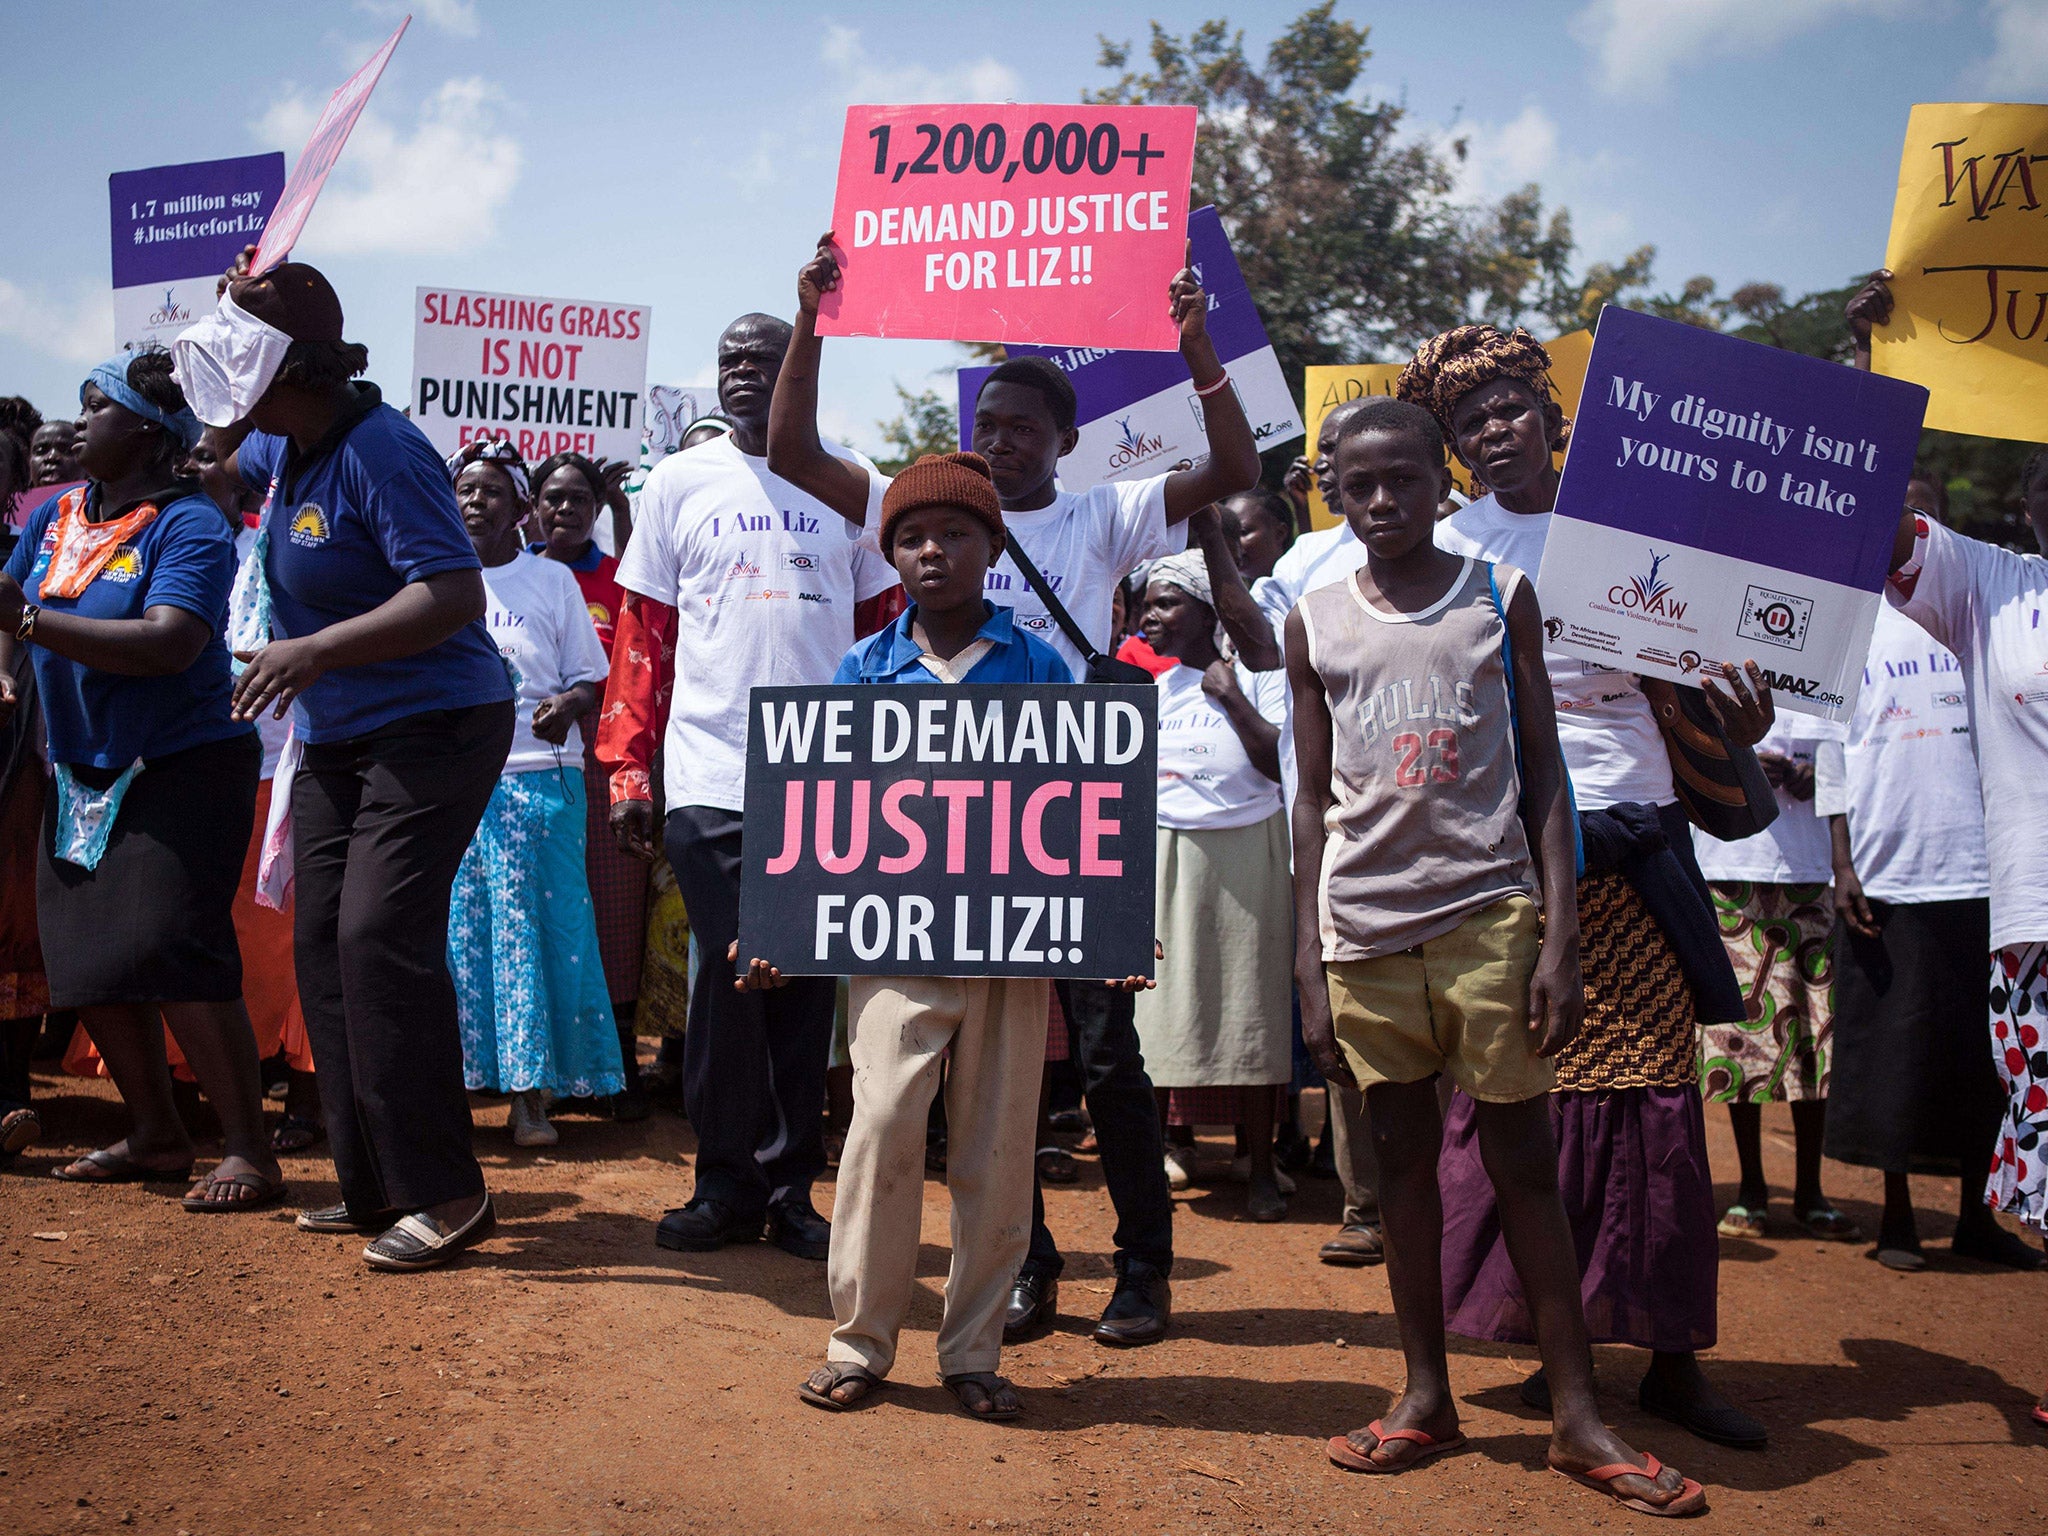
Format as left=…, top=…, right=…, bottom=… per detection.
left=957, top=205, right=1301, bottom=489
left=108, top=154, right=286, bottom=353
left=1538, top=305, right=1930, bottom=721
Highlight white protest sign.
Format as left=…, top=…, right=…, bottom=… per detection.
left=411, top=287, right=651, bottom=463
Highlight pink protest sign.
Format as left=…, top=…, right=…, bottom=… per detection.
left=251, top=16, right=410, bottom=275
left=815, top=103, right=1197, bottom=352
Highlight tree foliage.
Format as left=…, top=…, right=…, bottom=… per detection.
left=875, top=384, right=959, bottom=476
left=1087, top=5, right=1484, bottom=384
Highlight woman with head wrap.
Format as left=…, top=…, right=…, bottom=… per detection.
left=528, top=449, right=651, bottom=1115
left=446, top=439, right=621, bottom=1148
left=175, top=254, right=514, bottom=1270
left=1402, top=323, right=1776, bottom=1450
left=1132, top=549, right=1295, bottom=1220
left=0, top=350, right=281, bottom=1209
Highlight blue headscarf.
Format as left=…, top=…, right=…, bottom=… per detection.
left=83, top=354, right=202, bottom=453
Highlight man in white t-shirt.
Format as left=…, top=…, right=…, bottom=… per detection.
left=765, top=235, right=1263, bottom=1349
left=598, top=310, right=899, bottom=1263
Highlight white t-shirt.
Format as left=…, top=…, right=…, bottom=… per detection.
left=1154, top=660, right=1286, bottom=831
left=234, top=525, right=292, bottom=779
left=863, top=473, right=1184, bottom=679
left=1690, top=717, right=1836, bottom=884
left=616, top=435, right=899, bottom=810
left=1254, top=521, right=1369, bottom=811
left=1814, top=600, right=1988, bottom=905
left=479, top=550, right=611, bottom=776
left=1888, top=517, right=2048, bottom=948
left=1435, top=496, right=1676, bottom=810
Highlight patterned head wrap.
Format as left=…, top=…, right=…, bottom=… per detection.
left=447, top=437, right=531, bottom=502
left=1396, top=324, right=1568, bottom=451
left=1145, top=549, right=1213, bottom=610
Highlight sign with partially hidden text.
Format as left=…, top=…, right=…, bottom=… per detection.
left=1540, top=306, right=1928, bottom=723
left=109, top=154, right=286, bottom=354
left=1873, top=101, right=2048, bottom=443
left=252, top=15, right=408, bottom=274
left=737, top=685, right=1157, bottom=978
left=816, top=103, right=1197, bottom=351
left=1300, top=331, right=1591, bottom=529
left=411, top=287, right=651, bottom=463
left=954, top=204, right=1302, bottom=491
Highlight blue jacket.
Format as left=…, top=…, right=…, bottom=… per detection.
left=834, top=601, right=1073, bottom=686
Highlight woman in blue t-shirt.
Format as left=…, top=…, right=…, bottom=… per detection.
left=178, top=256, right=515, bottom=1272
left=0, top=351, right=281, bottom=1211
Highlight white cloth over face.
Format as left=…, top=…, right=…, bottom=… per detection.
left=172, top=292, right=293, bottom=428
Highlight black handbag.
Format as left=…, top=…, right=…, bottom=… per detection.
left=1641, top=677, right=1779, bottom=842
left=1001, top=534, right=1153, bottom=685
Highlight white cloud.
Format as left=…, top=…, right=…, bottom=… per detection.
left=1969, top=0, right=2048, bottom=95
left=357, top=0, right=479, bottom=37
left=1572, top=0, right=1907, bottom=94
left=0, top=279, right=111, bottom=369
left=1442, top=104, right=1635, bottom=253
left=253, top=77, right=522, bottom=257
left=818, top=24, right=1023, bottom=104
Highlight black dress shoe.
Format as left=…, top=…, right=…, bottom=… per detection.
left=1520, top=1366, right=1552, bottom=1414
left=296, top=1202, right=398, bottom=1234
left=654, top=1197, right=763, bottom=1252
left=1638, top=1372, right=1769, bottom=1450
left=1003, top=1269, right=1059, bottom=1343
left=1092, top=1273, right=1170, bottom=1347
left=766, top=1198, right=831, bottom=1260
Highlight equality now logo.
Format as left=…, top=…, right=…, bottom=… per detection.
left=1605, top=548, right=1688, bottom=622
left=1736, top=584, right=1815, bottom=652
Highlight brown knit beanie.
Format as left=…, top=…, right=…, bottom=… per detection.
left=879, top=452, right=1004, bottom=551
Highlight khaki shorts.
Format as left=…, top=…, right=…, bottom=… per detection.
left=1325, top=896, right=1551, bottom=1104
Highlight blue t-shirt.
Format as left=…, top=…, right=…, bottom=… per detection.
left=237, top=386, right=512, bottom=743
left=834, top=602, right=1074, bottom=686
left=5, top=488, right=252, bottom=769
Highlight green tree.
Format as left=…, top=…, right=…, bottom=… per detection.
left=1087, top=5, right=1490, bottom=383
left=874, top=384, right=959, bottom=476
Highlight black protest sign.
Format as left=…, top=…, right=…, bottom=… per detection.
left=736, top=684, right=1157, bottom=978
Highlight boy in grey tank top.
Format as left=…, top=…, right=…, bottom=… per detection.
left=1286, top=400, right=1704, bottom=1514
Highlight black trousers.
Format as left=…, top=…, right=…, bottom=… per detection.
left=666, top=804, right=834, bottom=1217
left=293, top=701, right=512, bottom=1216
left=1025, top=978, right=1174, bottom=1281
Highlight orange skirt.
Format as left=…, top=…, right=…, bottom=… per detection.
left=66, top=776, right=311, bottom=1080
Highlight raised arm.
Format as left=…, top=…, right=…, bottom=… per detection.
left=764, top=233, right=875, bottom=529
left=1503, top=579, right=1583, bottom=1059
left=1189, top=504, right=1281, bottom=670
left=1285, top=608, right=1355, bottom=1090
left=1845, top=269, right=1893, bottom=375
left=1160, top=245, right=1262, bottom=524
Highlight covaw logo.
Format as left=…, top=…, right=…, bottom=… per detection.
left=1105, top=414, right=1165, bottom=472
left=1608, top=549, right=1686, bottom=622
left=147, top=287, right=191, bottom=327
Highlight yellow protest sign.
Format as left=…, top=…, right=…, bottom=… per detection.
left=1872, top=102, right=2048, bottom=443
left=1301, top=330, right=1591, bottom=529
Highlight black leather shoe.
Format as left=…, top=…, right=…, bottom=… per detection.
left=654, top=1197, right=763, bottom=1252
left=1638, top=1372, right=1769, bottom=1450
left=1092, top=1273, right=1170, bottom=1347
left=765, top=1198, right=831, bottom=1260
left=1003, top=1269, right=1059, bottom=1343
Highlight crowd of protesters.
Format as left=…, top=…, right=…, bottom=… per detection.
left=0, top=235, right=2042, bottom=1519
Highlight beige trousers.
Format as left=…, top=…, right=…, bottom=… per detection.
left=1325, top=1080, right=1380, bottom=1228
left=827, top=974, right=1050, bottom=1379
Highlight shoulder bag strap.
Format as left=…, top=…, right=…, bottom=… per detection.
left=1003, top=531, right=1105, bottom=667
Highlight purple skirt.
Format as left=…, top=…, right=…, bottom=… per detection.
left=1439, top=1085, right=1718, bottom=1353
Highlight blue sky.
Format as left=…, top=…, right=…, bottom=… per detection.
left=2, top=0, right=2042, bottom=452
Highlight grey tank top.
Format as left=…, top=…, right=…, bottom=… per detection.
left=1298, top=558, right=1535, bottom=961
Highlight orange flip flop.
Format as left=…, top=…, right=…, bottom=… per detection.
left=2030, top=1403, right=2048, bottom=1429
left=1327, top=1420, right=1467, bottom=1473
left=1551, top=1453, right=1707, bottom=1517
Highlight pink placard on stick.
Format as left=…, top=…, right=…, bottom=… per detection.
left=251, top=16, right=410, bottom=275
left=815, top=103, right=1197, bottom=352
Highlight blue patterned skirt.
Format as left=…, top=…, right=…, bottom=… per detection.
left=450, top=766, right=624, bottom=1097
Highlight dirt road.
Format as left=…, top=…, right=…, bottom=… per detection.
left=3, top=1068, right=2043, bottom=1534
